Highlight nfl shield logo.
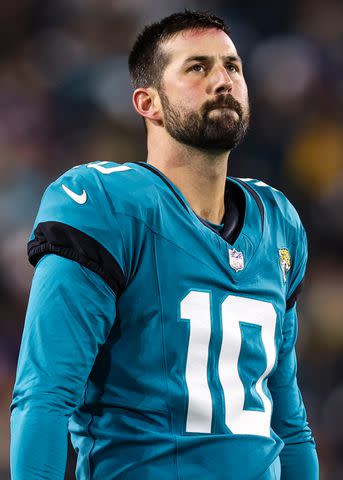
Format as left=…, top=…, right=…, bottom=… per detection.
left=229, top=248, right=244, bottom=272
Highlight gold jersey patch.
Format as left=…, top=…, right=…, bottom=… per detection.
left=279, top=248, right=291, bottom=282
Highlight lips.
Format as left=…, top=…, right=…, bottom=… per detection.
left=206, top=103, right=240, bottom=116
left=209, top=106, right=239, bottom=115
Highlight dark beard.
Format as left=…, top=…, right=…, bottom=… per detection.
left=159, top=90, right=250, bottom=152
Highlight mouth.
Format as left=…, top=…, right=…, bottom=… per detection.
left=209, top=107, right=239, bottom=116
left=210, top=105, right=237, bottom=111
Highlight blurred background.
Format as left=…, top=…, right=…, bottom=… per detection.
left=0, top=0, right=342, bottom=478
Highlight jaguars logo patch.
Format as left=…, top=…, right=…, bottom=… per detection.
left=279, top=248, right=291, bottom=283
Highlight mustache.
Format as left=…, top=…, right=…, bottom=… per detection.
left=203, top=95, right=243, bottom=118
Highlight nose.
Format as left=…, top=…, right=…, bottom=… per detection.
left=212, top=65, right=233, bottom=95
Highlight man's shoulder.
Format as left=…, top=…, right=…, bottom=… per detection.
left=234, top=177, right=304, bottom=235
left=29, top=161, right=154, bottom=286
left=30, top=161, right=155, bottom=259
left=44, top=161, right=158, bottom=221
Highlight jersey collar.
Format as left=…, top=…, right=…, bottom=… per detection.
left=136, top=162, right=264, bottom=253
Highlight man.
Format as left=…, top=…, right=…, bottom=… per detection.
left=10, top=10, right=319, bottom=480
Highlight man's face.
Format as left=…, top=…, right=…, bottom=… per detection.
left=157, top=28, right=250, bottom=152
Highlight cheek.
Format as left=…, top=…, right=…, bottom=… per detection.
left=235, top=82, right=249, bottom=110
left=163, top=72, right=203, bottom=105
left=165, top=90, right=201, bottom=114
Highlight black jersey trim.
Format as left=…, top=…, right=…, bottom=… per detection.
left=137, top=162, right=189, bottom=211
left=28, top=221, right=125, bottom=296
left=233, top=178, right=265, bottom=233
left=221, top=180, right=246, bottom=244
left=200, top=180, right=246, bottom=243
left=286, top=279, right=304, bottom=310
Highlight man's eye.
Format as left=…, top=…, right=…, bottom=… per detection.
left=190, top=64, right=205, bottom=72
left=226, top=63, right=239, bottom=73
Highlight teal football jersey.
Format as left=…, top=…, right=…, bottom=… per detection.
left=11, top=161, right=317, bottom=480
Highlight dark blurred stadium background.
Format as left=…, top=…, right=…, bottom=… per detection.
left=0, top=0, right=342, bottom=478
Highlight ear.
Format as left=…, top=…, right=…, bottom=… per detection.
left=132, top=88, right=162, bottom=124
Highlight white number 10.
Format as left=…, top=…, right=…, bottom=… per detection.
left=180, top=291, right=277, bottom=437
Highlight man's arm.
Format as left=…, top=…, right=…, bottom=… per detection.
left=269, top=305, right=319, bottom=479
left=10, top=254, right=116, bottom=480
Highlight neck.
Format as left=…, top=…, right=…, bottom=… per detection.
left=147, top=133, right=229, bottom=224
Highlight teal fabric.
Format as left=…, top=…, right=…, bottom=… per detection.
left=239, top=322, right=266, bottom=411
left=10, top=255, right=116, bottom=480
left=205, top=219, right=224, bottom=233
left=10, top=161, right=318, bottom=479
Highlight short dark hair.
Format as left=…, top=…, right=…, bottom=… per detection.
left=128, top=10, right=230, bottom=90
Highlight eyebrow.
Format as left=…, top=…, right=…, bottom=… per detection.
left=183, top=54, right=243, bottom=65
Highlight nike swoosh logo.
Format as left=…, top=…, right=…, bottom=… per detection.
left=62, top=184, right=87, bottom=204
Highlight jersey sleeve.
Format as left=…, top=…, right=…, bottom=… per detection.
left=269, top=198, right=318, bottom=476
left=27, top=164, right=128, bottom=296
left=10, top=254, right=117, bottom=480
left=269, top=306, right=319, bottom=478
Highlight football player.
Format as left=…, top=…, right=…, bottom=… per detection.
left=10, top=10, right=319, bottom=480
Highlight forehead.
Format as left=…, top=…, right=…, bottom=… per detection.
left=162, top=28, right=239, bottom=65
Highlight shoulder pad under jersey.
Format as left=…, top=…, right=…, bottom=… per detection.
left=28, top=161, right=147, bottom=295
left=236, top=178, right=307, bottom=307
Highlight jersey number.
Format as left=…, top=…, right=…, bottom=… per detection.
left=180, top=291, right=277, bottom=437
left=87, top=161, right=132, bottom=174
